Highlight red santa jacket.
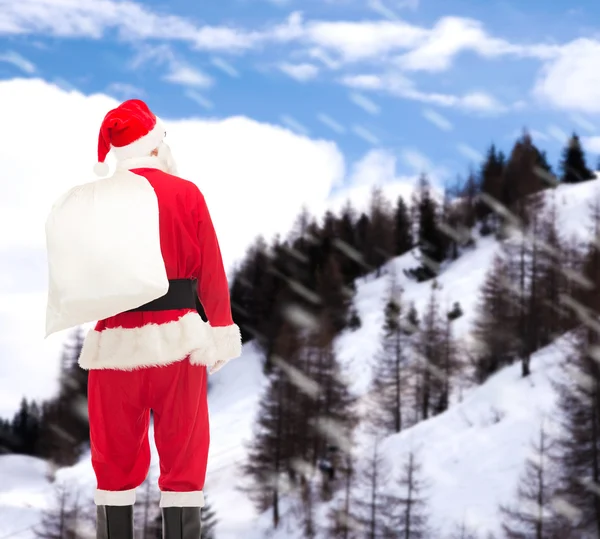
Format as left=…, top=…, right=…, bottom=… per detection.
left=78, top=156, right=241, bottom=372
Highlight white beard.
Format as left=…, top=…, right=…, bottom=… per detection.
left=157, top=142, right=178, bottom=175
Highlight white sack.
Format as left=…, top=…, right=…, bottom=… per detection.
left=45, top=170, right=169, bottom=337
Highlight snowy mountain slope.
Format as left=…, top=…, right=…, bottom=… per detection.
left=378, top=337, right=570, bottom=537
left=0, top=177, right=599, bottom=538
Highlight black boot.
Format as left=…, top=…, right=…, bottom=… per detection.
left=97, top=505, right=134, bottom=539
left=161, top=507, right=202, bottom=539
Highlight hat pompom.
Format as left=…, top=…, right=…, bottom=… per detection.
left=93, top=161, right=110, bottom=177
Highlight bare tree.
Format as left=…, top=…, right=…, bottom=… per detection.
left=499, top=418, right=562, bottom=538
left=385, top=449, right=432, bottom=539
left=35, top=482, right=86, bottom=539
left=369, top=277, right=410, bottom=435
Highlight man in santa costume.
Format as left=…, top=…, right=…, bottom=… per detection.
left=47, top=99, right=241, bottom=538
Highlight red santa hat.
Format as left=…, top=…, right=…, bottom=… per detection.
left=94, top=99, right=166, bottom=176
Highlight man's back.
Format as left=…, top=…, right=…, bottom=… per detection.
left=78, top=157, right=240, bottom=371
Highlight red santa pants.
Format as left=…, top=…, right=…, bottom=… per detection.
left=88, top=358, right=209, bottom=508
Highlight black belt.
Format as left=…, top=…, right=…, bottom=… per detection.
left=127, top=279, right=197, bottom=312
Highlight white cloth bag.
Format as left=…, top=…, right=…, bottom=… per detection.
left=45, top=170, right=169, bottom=337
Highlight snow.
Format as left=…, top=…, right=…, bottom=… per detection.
left=0, top=178, right=599, bottom=537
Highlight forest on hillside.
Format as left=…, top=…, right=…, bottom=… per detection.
left=1, top=130, right=600, bottom=538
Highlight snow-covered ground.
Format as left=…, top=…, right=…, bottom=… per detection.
left=1, top=177, right=599, bottom=538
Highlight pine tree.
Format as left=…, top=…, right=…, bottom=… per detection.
left=11, top=398, right=41, bottom=456
left=393, top=195, right=413, bottom=256
left=244, top=323, right=303, bottom=528
left=499, top=419, right=562, bottom=539
left=316, top=254, right=351, bottom=334
left=560, top=133, right=594, bottom=184
left=369, top=279, right=409, bottom=435
left=472, top=254, right=518, bottom=383
left=477, top=144, right=506, bottom=228
left=306, top=320, right=358, bottom=497
left=37, top=328, right=88, bottom=466
left=201, top=495, right=218, bottom=539
left=412, top=175, right=447, bottom=280
left=365, top=186, right=395, bottom=277
left=501, top=131, right=546, bottom=232
left=386, top=449, right=432, bottom=539
left=551, top=200, right=600, bottom=537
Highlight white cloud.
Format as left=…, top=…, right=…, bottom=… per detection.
left=341, top=73, right=505, bottom=113
left=185, top=89, right=214, bottom=110
left=547, top=124, right=569, bottom=144
left=106, top=82, right=145, bottom=98
left=210, top=57, right=240, bottom=77
left=533, top=38, right=600, bottom=114
left=570, top=114, right=596, bottom=134
left=457, top=143, right=483, bottom=162
left=422, top=108, right=453, bottom=131
left=278, top=62, right=319, bottom=81
left=0, top=77, right=352, bottom=415
left=583, top=137, right=600, bottom=155
left=280, top=114, right=310, bottom=135
left=348, top=92, right=380, bottom=114
left=131, top=44, right=213, bottom=88
left=0, top=0, right=261, bottom=51
left=0, top=50, right=36, bottom=73
left=164, top=63, right=213, bottom=88
left=328, top=149, right=424, bottom=214
left=317, top=113, right=346, bottom=134
left=352, top=125, right=380, bottom=145
left=395, top=17, right=557, bottom=73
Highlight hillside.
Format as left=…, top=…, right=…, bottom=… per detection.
left=0, top=176, right=599, bottom=538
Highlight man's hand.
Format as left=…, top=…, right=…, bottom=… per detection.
left=209, top=358, right=229, bottom=375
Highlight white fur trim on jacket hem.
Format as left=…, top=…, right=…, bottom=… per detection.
left=160, top=490, right=205, bottom=508
left=111, top=119, right=165, bottom=161
left=79, top=312, right=242, bottom=371
left=94, top=488, right=136, bottom=506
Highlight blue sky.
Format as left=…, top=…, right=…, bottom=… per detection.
left=1, top=0, right=600, bottom=186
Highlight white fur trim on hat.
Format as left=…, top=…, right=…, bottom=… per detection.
left=111, top=118, right=166, bottom=161
left=93, top=161, right=110, bottom=177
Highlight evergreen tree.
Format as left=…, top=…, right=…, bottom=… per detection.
left=560, top=133, right=594, bottom=184
left=393, top=195, right=413, bottom=256
left=502, top=131, right=547, bottom=229
left=551, top=200, right=600, bottom=537
left=369, top=280, right=409, bottom=435
left=471, top=254, right=518, bottom=382
left=38, top=328, right=88, bottom=466
left=412, top=175, right=447, bottom=280
left=201, top=495, right=218, bottom=539
left=244, top=323, right=303, bottom=528
left=477, top=144, right=506, bottom=228
left=365, top=187, right=395, bottom=277
left=316, top=254, right=351, bottom=334
left=11, top=398, right=41, bottom=455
